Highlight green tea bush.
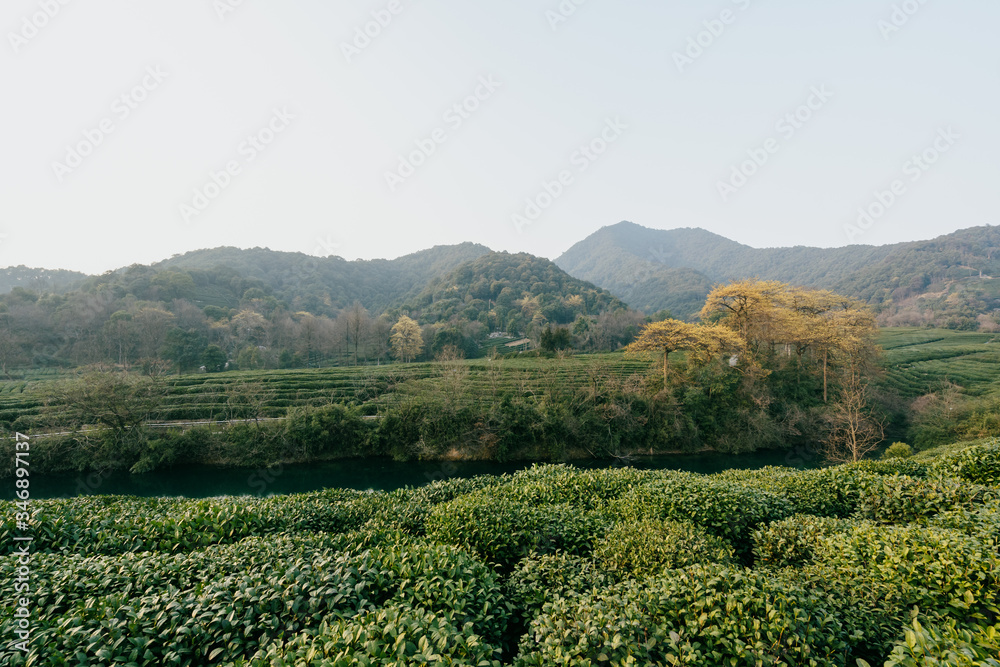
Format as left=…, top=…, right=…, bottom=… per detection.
left=0, top=489, right=409, bottom=556
left=515, top=564, right=849, bottom=666
left=488, top=463, right=657, bottom=510
left=852, top=474, right=997, bottom=524
left=1, top=535, right=507, bottom=665
left=715, top=466, right=853, bottom=517
left=593, top=517, right=735, bottom=578
left=870, top=617, right=1000, bottom=667
left=929, top=440, right=1000, bottom=487
left=505, top=553, right=615, bottom=638
left=425, top=492, right=608, bottom=570
left=610, top=471, right=793, bottom=560
left=850, top=458, right=929, bottom=478
left=928, top=498, right=1000, bottom=552
left=0, top=495, right=272, bottom=556
left=814, top=523, right=1000, bottom=625
left=752, top=514, right=854, bottom=568
left=403, top=474, right=500, bottom=506
left=247, top=604, right=504, bottom=666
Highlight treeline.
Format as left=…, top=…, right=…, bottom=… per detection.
left=625, top=279, right=889, bottom=460
left=1, top=278, right=897, bottom=474
left=0, top=258, right=646, bottom=375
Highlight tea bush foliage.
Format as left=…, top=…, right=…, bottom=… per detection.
left=3, top=447, right=999, bottom=665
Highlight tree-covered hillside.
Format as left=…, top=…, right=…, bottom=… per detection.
left=556, top=222, right=892, bottom=293
left=402, top=252, right=630, bottom=341
left=0, top=246, right=642, bottom=373
left=156, top=242, right=492, bottom=316
left=0, top=266, right=87, bottom=295
left=558, top=221, right=1000, bottom=329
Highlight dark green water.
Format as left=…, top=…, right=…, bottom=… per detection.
left=8, top=448, right=815, bottom=499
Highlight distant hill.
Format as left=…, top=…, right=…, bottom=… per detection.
left=155, top=243, right=492, bottom=315
left=0, top=266, right=87, bottom=294
left=404, top=251, right=626, bottom=332
left=556, top=221, right=1000, bottom=328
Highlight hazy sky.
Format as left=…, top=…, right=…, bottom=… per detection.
left=2, top=0, right=998, bottom=274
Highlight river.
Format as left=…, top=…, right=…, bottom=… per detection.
left=8, top=448, right=815, bottom=500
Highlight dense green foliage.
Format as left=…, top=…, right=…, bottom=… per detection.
left=0, top=243, right=647, bottom=375
left=404, top=252, right=625, bottom=334
left=2, top=445, right=998, bottom=664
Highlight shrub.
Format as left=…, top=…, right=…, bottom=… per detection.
left=404, top=474, right=500, bottom=506
left=594, top=517, right=735, bottom=578
left=870, top=617, right=1000, bottom=667
left=0, top=534, right=508, bottom=665
left=515, top=564, right=849, bottom=666
left=813, top=523, right=1000, bottom=626
left=852, top=474, right=996, bottom=524
left=610, top=471, right=793, bottom=560
left=716, top=466, right=856, bottom=518
left=489, top=463, right=657, bottom=510
left=882, top=442, right=914, bottom=459
left=505, top=553, right=614, bottom=633
left=752, top=514, right=854, bottom=568
left=850, top=458, right=929, bottom=478
left=929, top=440, right=1000, bottom=486
left=928, top=498, right=1000, bottom=553
left=425, top=492, right=608, bottom=570
left=284, top=403, right=369, bottom=458
left=249, top=605, right=504, bottom=666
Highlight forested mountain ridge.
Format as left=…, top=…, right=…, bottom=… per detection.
left=5, top=222, right=1000, bottom=372
left=154, top=242, right=492, bottom=316
left=556, top=221, right=1000, bottom=329
left=0, top=266, right=88, bottom=295
left=556, top=222, right=893, bottom=289
left=0, top=244, right=638, bottom=372
left=403, top=252, right=628, bottom=338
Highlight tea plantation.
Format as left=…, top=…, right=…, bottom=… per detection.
left=3, top=441, right=999, bottom=665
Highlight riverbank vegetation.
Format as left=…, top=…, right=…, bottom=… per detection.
left=2, top=440, right=997, bottom=664
left=3, top=279, right=896, bottom=476
left=8, top=284, right=1000, bottom=477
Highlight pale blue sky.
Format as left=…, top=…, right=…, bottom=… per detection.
left=2, top=0, right=998, bottom=273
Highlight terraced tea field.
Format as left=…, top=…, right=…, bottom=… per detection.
left=879, top=328, right=1000, bottom=399
left=0, top=354, right=654, bottom=432
left=5, top=329, right=995, bottom=434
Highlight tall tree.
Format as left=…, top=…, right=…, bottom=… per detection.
left=390, top=315, right=423, bottom=363
left=345, top=301, right=370, bottom=365
left=821, top=366, right=884, bottom=463
left=625, top=319, right=742, bottom=385
left=369, top=315, right=393, bottom=364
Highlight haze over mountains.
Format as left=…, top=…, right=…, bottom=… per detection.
left=6, top=222, right=1000, bottom=332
